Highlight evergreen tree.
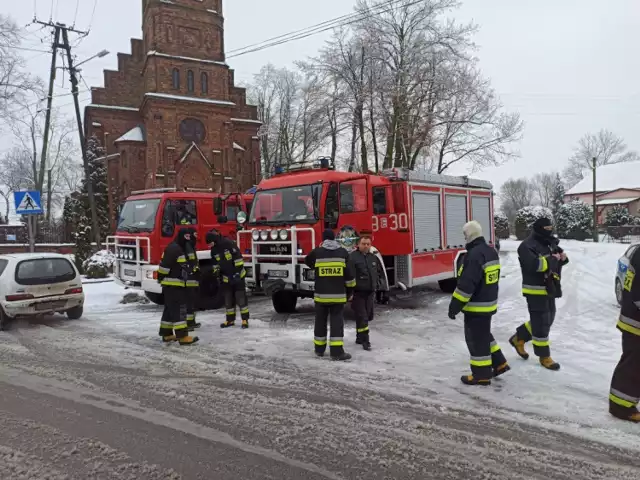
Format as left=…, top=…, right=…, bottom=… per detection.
left=605, top=205, right=633, bottom=227
left=551, top=173, right=565, bottom=219
left=73, top=135, right=110, bottom=271
left=494, top=213, right=510, bottom=239
left=515, top=206, right=553, bottom=240
left=555, top=200, right=592, bottom=240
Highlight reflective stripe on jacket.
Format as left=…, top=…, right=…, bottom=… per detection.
left=619, top=246, right=640, bottom=336
left=305, top=240, right=355, bottom=304
left=157, top=242, right=187, bottom=287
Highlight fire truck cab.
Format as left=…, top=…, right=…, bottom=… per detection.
left=107, top=188, right=253, bottom=308
left=237, top=159, right=495, bottom=313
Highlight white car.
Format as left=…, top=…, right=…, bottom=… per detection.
left=0, top=253, right=85, bottom=330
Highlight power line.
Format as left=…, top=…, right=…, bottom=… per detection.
left=87, top=0, right=98, bottom=32
left=226, top=0, right=422, bottom=59
left=72, top=0, right=80, bottom=27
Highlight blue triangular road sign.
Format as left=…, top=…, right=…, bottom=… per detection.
left=14, top=191, right=43, bottom=215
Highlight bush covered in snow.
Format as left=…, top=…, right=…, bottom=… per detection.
left=555, top=201, right=592, bottom=241
left=515, top=206, right=553, bottom=240
left=605, top=205, right=634, bottom=227
left=494, top=213, right=510, bottom=239
left=82, top=250, right=115, bottom=279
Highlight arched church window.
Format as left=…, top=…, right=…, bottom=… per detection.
left=201, top=72, right=208, bottom=94
left=187, top=70, right=194, bottom=92
left=172, top=68, right=180, bottom=89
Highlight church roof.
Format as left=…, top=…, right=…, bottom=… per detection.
left=179, top=142, right=212, bottom=169
left=114, top=125, right=146, bottom=143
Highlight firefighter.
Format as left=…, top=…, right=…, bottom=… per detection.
left=305, top=229, right=356, bottom=361
left=348, top=234, right=385, bottom=351
left=206, top=231, right=249, bottom=329
left=609, top=245, right=640, bottom=423
left=157, top=229, right=199, bottom=345
left=184, top=228, right=202, bottom=331
left=509, top=217, right=568, bottom=370
left=448, top=221, right=509, bottom=385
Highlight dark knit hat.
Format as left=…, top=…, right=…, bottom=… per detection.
left=322, top=229, right=335, bottom=241
left=205, top=230, right=221, bottom=244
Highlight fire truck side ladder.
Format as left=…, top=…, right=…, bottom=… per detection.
left=382, top=168, right=493, bottom=190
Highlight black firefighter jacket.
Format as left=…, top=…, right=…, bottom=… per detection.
left=449, top=236, right=501, bottom=317
left=211, top=238, right=246, bottom=287
left=305, top=240, right=356, bottom=304
left=348, top=249, right=383, bottom=293
left=619, top=246, right=640, bottom=337
left=518, top=233, right=569, bottom=299
left=158, top=240, right=188, bottom=288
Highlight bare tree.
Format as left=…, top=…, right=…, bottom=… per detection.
left=531, top=172, right=556, bottom=208
left=0, top=15, right=36, bottom=116
left=499, top=177, right=534, bottom=224
left=563, top=129, right=640, bottom=188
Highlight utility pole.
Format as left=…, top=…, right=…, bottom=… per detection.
left=592, top=156, right=598, bottom=243
left=34, top=19, right=103, bottom=249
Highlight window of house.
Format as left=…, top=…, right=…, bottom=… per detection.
left=187, top=70, right=194, bottom=92
left=201, top=72, right=208, bottom=94
left=372, top=186, right=388, bottom=214
left=339, top=179, right=367, bottom=213
left=172, top=68, right=180, bottom=89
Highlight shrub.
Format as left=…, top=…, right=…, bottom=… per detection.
left=555, top=201, right=592, bottom=241
left=494, top=213, right=510, bottom=239
left=515, top=206, right=553, bottom=240
left=82, top=250, right=115, bottom=279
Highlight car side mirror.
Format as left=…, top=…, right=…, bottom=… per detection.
left=213, top=198, right=223, bottom=215
left=217, top=215, right=228, bottom=224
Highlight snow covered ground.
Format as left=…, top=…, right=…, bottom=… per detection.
left=82, top=240, right=636, bottom=446
left=1, top=238, right=639, bottom=478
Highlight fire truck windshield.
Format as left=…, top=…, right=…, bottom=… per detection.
left=249, top=184, right=321, bottom=225
left=117, top=198, right=161, bottom=233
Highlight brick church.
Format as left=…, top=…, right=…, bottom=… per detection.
left=84, top=0, right=261, bottom=222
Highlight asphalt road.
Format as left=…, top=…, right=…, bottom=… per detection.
left=1, top=298, right=639, bottom=479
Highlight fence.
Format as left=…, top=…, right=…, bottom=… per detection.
left=0, top=222, right=66, bottom=245
left=601, top=225, right=640, bottom=244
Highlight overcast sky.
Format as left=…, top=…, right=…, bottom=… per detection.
left=5, top=0, right=640, bottom=192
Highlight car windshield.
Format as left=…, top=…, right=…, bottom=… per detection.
left=16, top=258, right=76, bottom=285
left=249, top=184, right=322, bottom=225
left=117, top=199, right=161, bottom=233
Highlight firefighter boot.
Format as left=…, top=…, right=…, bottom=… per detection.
left=539, top=357, right=560, bottom=371
left=220, top=320, right=235, bottom=328
left=178, top=335, right=199, bottom=346
left=493, top=362, right=511, bottom=378
left=188, top=323, right=202, bottom=331
left=331, top=352, right=352, bottom=361
left=509, top=334, right=529, bottom=360
left=162, top=335, right=177, bottom=343
left=460, top=375, right=491, bottom=386
left=241, top=319, right=249, bottom=329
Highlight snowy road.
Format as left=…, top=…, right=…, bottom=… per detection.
left=1, top=240, right=639, bottom=479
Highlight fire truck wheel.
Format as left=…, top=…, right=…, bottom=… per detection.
left=145, top=292, right=165, bottom=306
left=272, top=291, right=298, bottom=314
left=438, top=278, right=458, bottom=293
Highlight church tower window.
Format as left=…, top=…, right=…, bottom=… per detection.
left=172, top=68, right=180, bottom=89
left=187, top=70, right=195, bottom=92
left=201, top=72, right=208, bottom=94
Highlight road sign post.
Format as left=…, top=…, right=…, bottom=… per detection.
left=13, top=191, right=44, bottom=253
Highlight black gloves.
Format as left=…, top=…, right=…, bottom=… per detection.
left=448, top=303, right=458, bottom=320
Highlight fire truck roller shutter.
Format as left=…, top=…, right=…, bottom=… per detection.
left=471, top=196, right=492, bottom=244
left=412, top=192, right=442, bottom=252
left=445, top=195, right=468, bottom=248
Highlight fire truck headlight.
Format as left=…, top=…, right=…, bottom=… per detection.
left=252, top=230, right=260, bottom=241
left=117, top=249, right=123, bottom=258
left=259, top=230, right=269, bottom=241
left=279, top=229, right=288, bottom=240
left=297, top=248, right=303, bottom=255
left=128, top=250, right=134, bottom=260
left=269, top=229, right=278, bottom=241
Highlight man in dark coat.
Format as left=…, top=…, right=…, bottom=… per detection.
left=183, top=228, right=202, bottom=331
left=509, top=217, right=568, bottom=370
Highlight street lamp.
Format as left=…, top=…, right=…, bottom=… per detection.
left=75, top=49, right=109, bottom=69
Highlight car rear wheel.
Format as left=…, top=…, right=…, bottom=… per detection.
left=0, top=306, right=13, bottom=331
left=66, top=305, right=84, bottom=320
left=615, top=278, right=623, bottom=306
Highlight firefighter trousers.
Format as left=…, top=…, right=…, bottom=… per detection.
left=185, top=285, right=199, bottom=328
left=609, top=331, right=640, bottom=419
left=351, top=291, right=374, bottom=343
left=159, top=286, right=188, bottom=339
left=464, top=314, right=507, bottom=380
left=224, top=285, right=249, bottom=323
left=516, top=296, right=556, bottom=358
left=314, top=303, right=345, bottom=356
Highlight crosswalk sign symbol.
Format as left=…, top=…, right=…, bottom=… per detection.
left=14, top=191, right=43, bottom=215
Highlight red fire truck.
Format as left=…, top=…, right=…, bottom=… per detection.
left=236, top=159, right=495, bottom=313
left=106, top=188, right=253, bottom=308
